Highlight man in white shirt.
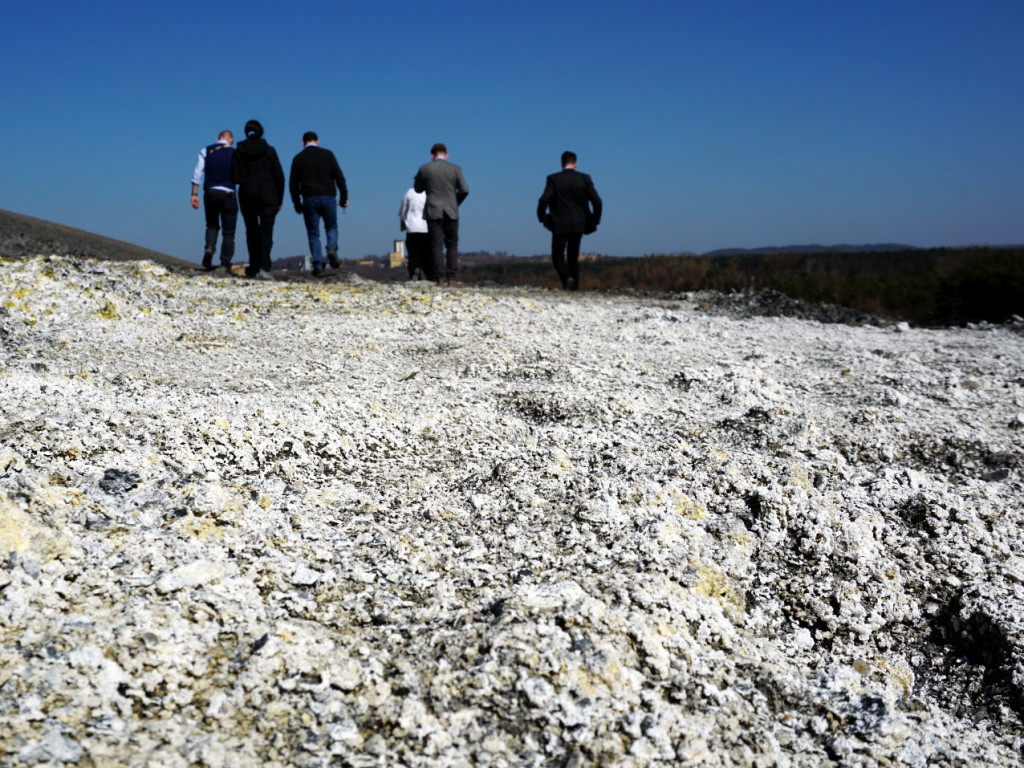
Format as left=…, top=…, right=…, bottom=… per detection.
left=191, top=130, right=237, bottom=271
left=399, top=186, right=429, bottom=280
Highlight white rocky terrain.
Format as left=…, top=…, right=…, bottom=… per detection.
left=1, top=254, right=1023, bottom=767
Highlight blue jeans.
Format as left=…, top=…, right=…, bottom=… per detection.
left=302, top=196, right=338, bottom=267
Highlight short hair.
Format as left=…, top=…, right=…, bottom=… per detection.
left=303, top=131, right=318, bottom=144
left=218, top=129, right=233, bottom=141
left=431, top=143, right=448, bottom=156
left=561, top=151, right=577, bottom=167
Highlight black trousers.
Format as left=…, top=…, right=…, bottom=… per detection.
left=551, top=232, right=584, bottom=288
left=239, top=197, right=277, bottom=274
left=427, top=215, right=459, bottom=281
left=406, top=232, right=430, bottom=279
left=203, top=189, right=238, bottom=264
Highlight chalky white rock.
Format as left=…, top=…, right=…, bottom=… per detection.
left=1, top=254, right=1022, bottom=766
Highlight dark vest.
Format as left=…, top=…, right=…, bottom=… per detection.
left=204, top=143, right=235, bottom=191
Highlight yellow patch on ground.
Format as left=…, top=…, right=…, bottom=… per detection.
left=654, top=488, right=708, bottom=520
left=694, top=564, right=746, bottom=614
left=95, top=300, right=120, bottom=320
left=0, top=496, right=72, bottom=561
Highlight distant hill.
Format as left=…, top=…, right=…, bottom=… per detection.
left=0, top=208, right=193, bottom=269
left=702, top=243, right=915, bottom=257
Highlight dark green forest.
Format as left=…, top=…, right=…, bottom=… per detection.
left=458, top=248, right=1024, bottom=327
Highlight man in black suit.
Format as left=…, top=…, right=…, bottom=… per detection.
left=415, top=143, right=469, bottom=286
left=537, top=151, right=602, bottom=291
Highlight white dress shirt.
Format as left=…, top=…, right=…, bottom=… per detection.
left=399, top=188, right=428, bottom=233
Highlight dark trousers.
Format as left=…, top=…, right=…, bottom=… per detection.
left=427, top=215, right=459, bottom=281
left=552, top=232, right=584, bottom=289
left=406, top=231, right=430, bottom=279
left=203, top=189, right=238, bottom=264
left=239, top=197, right=277, bottom=274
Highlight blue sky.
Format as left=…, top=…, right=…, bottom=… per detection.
left=1, top=1, right=1022, bottom=263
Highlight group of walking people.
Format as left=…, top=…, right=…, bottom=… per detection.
left=191, top=120, right=346, bottom=279
left=192, top=123, right=601, bottom=289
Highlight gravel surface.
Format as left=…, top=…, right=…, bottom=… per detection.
left=2, top=254, right=1023, bottom=767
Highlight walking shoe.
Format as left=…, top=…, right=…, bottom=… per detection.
left=252, top=270, right=273, bottom=280
left=312, top=267, right=323, bottom=277
left=565, top=277, right=577, bottom=291
left=202, top=245, right=215, bottom=271
left=326, top=248, right=340, bottom=269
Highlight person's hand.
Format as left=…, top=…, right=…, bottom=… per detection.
left=340, top=200, right=349, bottom=208
left=294, top=204, right=303, bottom=214
left=191, top=193, right=199, bottom=210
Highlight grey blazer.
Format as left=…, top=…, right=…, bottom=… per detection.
left=414, top=159, right=469, bottom=220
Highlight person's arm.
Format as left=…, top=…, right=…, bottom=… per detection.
left=191, top=148, right=205, bottom=209
left=269, top=147, right=286, bottom=210
left=455, top=168, right=469, bottom=205
left=399, top=194, right=409, bottom=230
left=289, top=155, right=302, bottom=213
left=331, top=153, right=349, bottom=207
left=586, top=176, right=602, bottom=227
left=537, top=178, right=553, bottom=223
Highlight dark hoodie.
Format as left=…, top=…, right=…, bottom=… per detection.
left=231, top=136, right=285, bottom=209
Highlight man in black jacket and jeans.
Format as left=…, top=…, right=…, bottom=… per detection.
left=537, top=151, right=602, bottom=291
left=231, top=120, right=285, bottom=279
left=289, top=132, right=349, bottom=276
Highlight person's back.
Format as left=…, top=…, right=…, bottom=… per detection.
left=233, top=136, right=283, bottom=207
left=290, top=146, right=347, bottom=200
left=202, top=142, right=234, bottom=192
left=543, top=168, right=601, bottom=234
left=415, top=149, right=468, bottom=221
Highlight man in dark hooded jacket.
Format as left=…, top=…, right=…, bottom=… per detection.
left=231, top=120, right=285, bottom=278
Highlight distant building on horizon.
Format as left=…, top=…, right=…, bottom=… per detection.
left=388, top=240, right=405, bottom=270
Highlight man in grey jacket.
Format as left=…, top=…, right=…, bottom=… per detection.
left=414, top=143, right=469, bottom=286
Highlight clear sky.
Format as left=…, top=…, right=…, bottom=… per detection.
left=1, top=1, right=1022, bottom=263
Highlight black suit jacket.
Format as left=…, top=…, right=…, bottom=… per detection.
left=537, top=168, right=602, bottom=234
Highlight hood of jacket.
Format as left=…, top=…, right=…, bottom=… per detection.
left=236, top=136, right=270, bottom=159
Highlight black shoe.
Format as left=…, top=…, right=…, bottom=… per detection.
left=202, top=246, right=215, bottom=271
left=326, top=248, right=339, bottom=269
left=312, top=267, right=323, bottom=277
left=564, top=277, right=576, bottom=291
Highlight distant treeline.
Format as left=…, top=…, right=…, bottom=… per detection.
left=459, top=248, right=1024, bottom=326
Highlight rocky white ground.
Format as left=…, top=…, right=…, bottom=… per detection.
left=1, top=254, right=1023, bottom=767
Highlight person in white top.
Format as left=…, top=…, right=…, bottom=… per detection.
left=399, top=185, right=429, bottom=280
